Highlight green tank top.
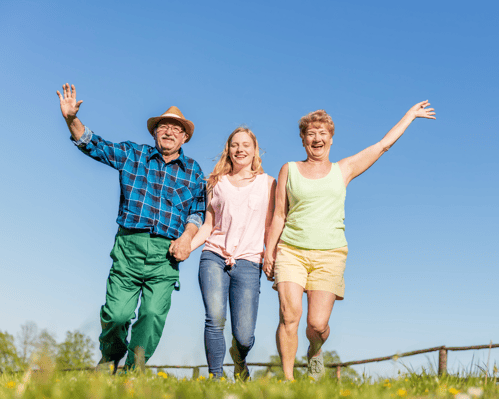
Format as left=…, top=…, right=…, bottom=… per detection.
left=280, top=162, right=347, bottom=250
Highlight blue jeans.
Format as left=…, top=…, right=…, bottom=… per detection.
left=198, top=250, right=262, bottom=377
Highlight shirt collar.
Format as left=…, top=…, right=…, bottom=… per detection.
left=147, top=146, right=187, bottom=170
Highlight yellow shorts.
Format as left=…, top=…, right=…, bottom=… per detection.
left=273, top=241, right=348, bottom=299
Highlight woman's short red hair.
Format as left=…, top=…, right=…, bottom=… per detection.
left=299, top=110, right=335, bottom=137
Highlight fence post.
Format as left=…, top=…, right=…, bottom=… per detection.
left=336, top=366, right=341, bottom=380
left=438, top=348, right=447, bottom=376
left=192, top=367, right=200, bottom=379
left=134, top=346, right=145, bottom=373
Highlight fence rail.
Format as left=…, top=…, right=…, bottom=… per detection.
left=143, top=342, right=498, bottom=379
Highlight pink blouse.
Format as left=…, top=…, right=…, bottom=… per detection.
left=203, top=173, right=269, bottom=266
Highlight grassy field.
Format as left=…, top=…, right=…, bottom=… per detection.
left=1, top=367, right=497, bottom=399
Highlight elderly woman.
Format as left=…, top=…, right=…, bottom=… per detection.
left=188, top=127, right=276, bottom=379
left=263, top=101, right=436, bottom=381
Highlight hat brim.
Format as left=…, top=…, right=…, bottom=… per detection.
left=147, top=115, right=195, bottom=142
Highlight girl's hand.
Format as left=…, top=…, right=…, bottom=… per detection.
left=263, top=254, right=275, bottom=281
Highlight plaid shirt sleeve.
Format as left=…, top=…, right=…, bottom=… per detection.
left=185, top=163, right=206, bottom=229
left=71, top=126, right=131, bottom=170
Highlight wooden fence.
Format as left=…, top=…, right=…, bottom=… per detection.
left=143, top=342, right=498, bottom=379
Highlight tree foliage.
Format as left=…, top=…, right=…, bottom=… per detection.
left=17, top=321, right=38, bottom=364
left=0, top=331, right=23, bottom=372
left=37, top=329, right=58, bottom=360
left=55, top=330, right=95, bottom=370
left=1, top=323, right=96, bottom=373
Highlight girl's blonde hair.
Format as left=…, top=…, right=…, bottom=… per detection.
left=207, top=126, right=264, bottom=192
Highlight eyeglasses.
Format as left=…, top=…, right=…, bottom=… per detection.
left=156, top=125, right=184, bottom=135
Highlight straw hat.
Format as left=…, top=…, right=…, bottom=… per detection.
left=147, top=106, right=195, bottom=142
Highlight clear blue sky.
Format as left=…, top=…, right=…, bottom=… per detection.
left=1, top=0, right=498, bottom=377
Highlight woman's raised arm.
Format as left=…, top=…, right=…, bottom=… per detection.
left=338, top=100, right=435, bottom=187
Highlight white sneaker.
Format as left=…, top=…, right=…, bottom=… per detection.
left=307, top=347, right=325, bottom=381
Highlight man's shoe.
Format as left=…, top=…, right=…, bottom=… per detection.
left=96, top=357, right=120, bottom=375
left=307, top=347, right=325, bottom=381
left=229, top=344, right=249, bottom=381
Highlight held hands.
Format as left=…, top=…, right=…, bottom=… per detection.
left=407, top=100, right=436, bottom=120
left=56, top=83, right=83, bottom=120
left=168, top=237, right=191, bottom=262
left=263, top=253, right=275, bottom=282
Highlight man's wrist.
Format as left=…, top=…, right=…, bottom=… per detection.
left=180, top=232, right=195, bottom=241
left=65, top=115, right=78, bottom=125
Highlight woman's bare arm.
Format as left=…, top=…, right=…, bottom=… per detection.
left=190, top=193, right=215, bottom=251
left=338, top=100, right=436, bottom=187
left=263, top=164, right=289, bottom=281
left=264, top=175, right=277, bottom=246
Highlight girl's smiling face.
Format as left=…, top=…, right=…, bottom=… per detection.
left=229, top=131, right=256, bottom=170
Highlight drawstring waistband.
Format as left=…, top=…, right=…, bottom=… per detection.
left=225, top=255, right=235, bottom=267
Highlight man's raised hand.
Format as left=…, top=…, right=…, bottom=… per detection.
left=57, top=83, right=83, bottom=120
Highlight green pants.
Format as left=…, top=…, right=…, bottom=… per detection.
left=98, top=229, right=179, bottom=368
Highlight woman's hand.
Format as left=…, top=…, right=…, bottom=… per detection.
left=407, top=100, right=436, bottom=120
left=263, top=253, right=275, bottom=281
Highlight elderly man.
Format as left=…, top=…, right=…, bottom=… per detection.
left=57, top=84, right=206, bottom=371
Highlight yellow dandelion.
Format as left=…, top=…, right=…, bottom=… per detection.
left=397, top=388, right=407, bottom=397
left=124, top=380, right=134, bottom=394
left=437, top=386, right=447, bottom=396
left=425, top=388, right=429, bottom=393
left=384, top=382, right=392, bottom=388
left=340, top=389, right=351, bottom=396
left=278, top=379, right=282, bottom=383
left=405, top=378, right=409, bottom=382
left=157, top=371, right=168, bottom=379
left=449, top=387, right=460, bottom=395
left=209, top=373, right=214, bottom=379
left=220, top=377, right=226, bottom=381
left=197, top=375, right=206, bottom=381
left=6, top=381, right=16, bottom=389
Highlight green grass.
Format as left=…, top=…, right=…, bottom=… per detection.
left=0, top=369, right=497, bottom=399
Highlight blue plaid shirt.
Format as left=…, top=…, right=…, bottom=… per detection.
left=73, top=126, right=206, bottom=239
